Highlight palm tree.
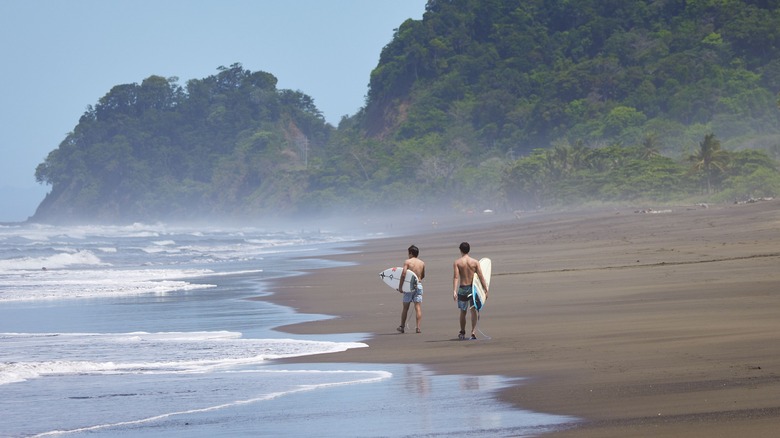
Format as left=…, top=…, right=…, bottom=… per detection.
left=571, top=139, right=591, bottom=170
left=688, top=133, right=729, bottom=194
left=640, top=133, right=661, bottom=160
left=545, top=144, right=570, bottom=179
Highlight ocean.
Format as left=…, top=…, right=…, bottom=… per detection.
left=0, top=222, right=574, bottom=437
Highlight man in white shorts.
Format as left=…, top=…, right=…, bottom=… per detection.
left=397, top=245, right=425, bottom=334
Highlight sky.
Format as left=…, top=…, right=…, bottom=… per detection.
left=0, top=0, right=427, bottom=222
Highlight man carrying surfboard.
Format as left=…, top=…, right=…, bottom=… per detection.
left=453, top=242, right=489, bottom=340
left=397, top=245, right=425, bottom=334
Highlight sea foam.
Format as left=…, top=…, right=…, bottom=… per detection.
left=0, top=331, right=369, bottom=385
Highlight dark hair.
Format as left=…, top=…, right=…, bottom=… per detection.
left=459, top=242, right=470, bottom=254
left=408, top=245, right=419, bottom=257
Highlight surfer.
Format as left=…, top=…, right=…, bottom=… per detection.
left=397, top=245, right=425, bottom=334
left=453, top=242, right=489, bottom=340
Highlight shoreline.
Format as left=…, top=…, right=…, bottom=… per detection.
left=264, top=201, right=780, bottom=437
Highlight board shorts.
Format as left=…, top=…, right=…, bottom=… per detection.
left=457, top=285, right=472, bottom=311
left=403, top=282, right=423, bottom=304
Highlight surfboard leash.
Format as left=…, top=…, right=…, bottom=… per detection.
left=475, top=311, right=492, bottom=340
left=467, top=305, right=492, bottom=340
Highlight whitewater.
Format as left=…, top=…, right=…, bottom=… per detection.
left=0, top=222, right=573, bottom=437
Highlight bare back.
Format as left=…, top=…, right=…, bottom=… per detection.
left=403, top=257, right=425, bottom=281
left=453, top=254, right=488, bottom=297
left=454, top=255, right=479, bottom=286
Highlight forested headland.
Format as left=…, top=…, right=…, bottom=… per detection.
left=33, top=0, right=780, bottom=223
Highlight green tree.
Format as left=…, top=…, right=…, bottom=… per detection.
left=502, top=149, right=550, bottom=209
left=688, top=134, right=730, bottom=194
left=639, top=133, right=661, bottom=159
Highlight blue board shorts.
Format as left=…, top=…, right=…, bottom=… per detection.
left=403, top=283, right=423, bottom=303
left=456, top=285, right=472, bottom=311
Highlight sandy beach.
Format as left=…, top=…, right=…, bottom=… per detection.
left=269, top=200, right=780, bottom=437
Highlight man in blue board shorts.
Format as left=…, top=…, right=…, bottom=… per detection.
left=453, top=242, right=488, bottom=340
left=397, top=245, right=425, bottom=334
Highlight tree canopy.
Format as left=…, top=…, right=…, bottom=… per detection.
left=362, top=0, right=780, bottom=153
left=32, top=1, right=780, bottom=222
left=34, top=64, right=330, bottom=222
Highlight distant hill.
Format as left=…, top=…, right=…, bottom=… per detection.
left=33, top=1, right=780, bottom=222
left=33, top=65, right=330, bottom=223
left=362, top=0, right=780, bottom=152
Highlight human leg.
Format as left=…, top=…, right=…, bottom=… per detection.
left=399, top=302, right=411, bottom=333
left=414, top=302, right=422, bottom=332
left=470, top=308, right=478, bottom=339
left=458, top=309, right=467, bottom=339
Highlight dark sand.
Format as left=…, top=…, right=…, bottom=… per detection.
left=268, top=200, right=780, bottom=437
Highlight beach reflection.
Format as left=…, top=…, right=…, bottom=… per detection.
left=404, top=364, right=431, bottom=398
left=236, top=363, right=578, bottom=438
left=460, top=374, right=481, bottom=391
left=47, top=362, right=576, bottom=437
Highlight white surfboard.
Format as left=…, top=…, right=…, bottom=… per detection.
left=472, top=257, right=491, bottom=310
left=379, top=267, right=419, bottom=293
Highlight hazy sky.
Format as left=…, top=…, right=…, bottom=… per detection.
left=0, top=0, right=426, bottom=222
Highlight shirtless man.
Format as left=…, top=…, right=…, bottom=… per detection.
left=453, top=242, right=489, bottom=340
left=397, top=245, right=425, bottom=334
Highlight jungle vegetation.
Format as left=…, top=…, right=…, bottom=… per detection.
left=34, top=0, right=780, bottom=222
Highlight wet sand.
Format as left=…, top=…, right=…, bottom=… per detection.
left=269, top=200, right=780, bottom=437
